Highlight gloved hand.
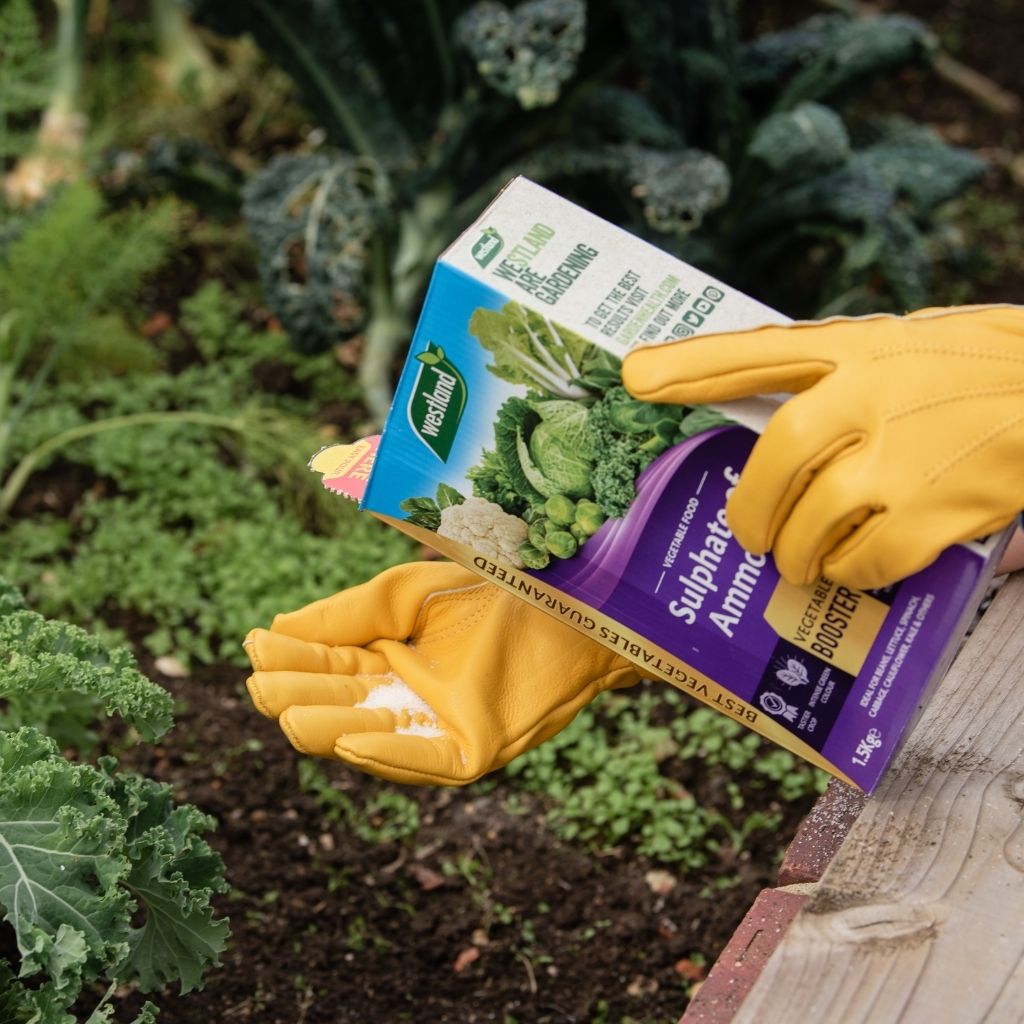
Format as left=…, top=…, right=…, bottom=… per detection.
left=623, top=305, right=1024, bottom=589
left=243, top=561, right=641, bottom=784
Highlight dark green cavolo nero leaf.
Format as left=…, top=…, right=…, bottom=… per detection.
left=242, top=151, right=390, bottom=354
left=746, top=102, right=850, bottom=184
left=774, top=14, right=936, bottom=111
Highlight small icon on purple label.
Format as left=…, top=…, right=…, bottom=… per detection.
left=759, top=691, right=798, bottom=722
left=774, top=656, right=810, bottom=688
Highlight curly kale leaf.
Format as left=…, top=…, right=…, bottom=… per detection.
left=0, top=578, right=26, bottom=617
left=0, top=729, right=131, bottom=1011
left=589, top=435, right=642, bottom=519
left=455, top=0, right=586, bottom=109
left=110, top=769, right=229, bottom=994
left=242, top=151, right=390, bottom=353
left=0, top=728, right=227, bottom=1017
left=0, top=603, right=174, bottom=748
left=468, top=448, right=530, bottom=515
left=585, top=388, right=731, bottom=519
left=586, top=388, right=649, bottom=517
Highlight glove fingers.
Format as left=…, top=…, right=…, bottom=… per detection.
left=622, top=322, right=838, bottom=406
left=278, top=705, right=399, bottom=758
left=824, top=509, right=1020, bottom=591
left=335, top=733, right=471, bottom=786
left=246, top=670, right=375, bottom=719
left=770, top=451, right=879, bottom=586
left=727, top=392, right=867, bottom=555
left=269, top=562, right=480, bottom=645
left=243, top=628, right=388, bottom=676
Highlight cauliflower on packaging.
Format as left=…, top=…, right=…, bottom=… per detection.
left=437, top=497, right=529, bottom=566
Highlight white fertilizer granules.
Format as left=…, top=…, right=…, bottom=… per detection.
left=356, top=676, right=445, bottom=738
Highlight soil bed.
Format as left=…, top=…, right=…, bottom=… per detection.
left=109, top=659, right=803, bottom=1024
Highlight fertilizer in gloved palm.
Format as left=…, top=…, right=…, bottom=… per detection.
left=355, top=676, right=445, bottom=738
left=311, top=177, right=1011, bottom=792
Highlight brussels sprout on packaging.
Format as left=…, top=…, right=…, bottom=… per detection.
left=311, top=177, right=1009, bottom=793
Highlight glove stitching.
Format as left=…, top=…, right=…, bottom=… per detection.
left=335, top=745, right=470, bottom=786
left=871, top=345, right=1024, bottom=363
left=280, top=712, right=311, bottom=755
left=411, top=585, right=496, bottom=644
left=885, top=383, right=1024, bottom=422
left=245, top=677, right=273, bottom=718
left=243, top=636, right=262, bottom=671
left=926, top=409, right=1024, bottom=484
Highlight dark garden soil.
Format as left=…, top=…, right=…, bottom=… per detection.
left=108, top=660, right=797, bottom=1024
left=40, top=2, right=1024, bottom=1022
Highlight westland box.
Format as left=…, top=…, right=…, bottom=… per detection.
left=314, top=177, right=1009, bottom=792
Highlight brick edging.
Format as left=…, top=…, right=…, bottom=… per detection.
left=679, top=780, right=867, bottom=1024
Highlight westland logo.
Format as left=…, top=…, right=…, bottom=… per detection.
left=471, top=227, right=502, bottom=268
left=408, top=343, right=467, bottom=462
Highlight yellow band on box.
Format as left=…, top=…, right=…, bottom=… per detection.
left=763, top=576, right=888, bottom=677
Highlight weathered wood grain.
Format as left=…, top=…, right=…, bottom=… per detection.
left=734, top=574, right=1024, bottom=1024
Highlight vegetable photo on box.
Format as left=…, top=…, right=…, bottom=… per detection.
left=245, top=304, right=1024, bottom=781
left=398, top=301, right=731, bottom=569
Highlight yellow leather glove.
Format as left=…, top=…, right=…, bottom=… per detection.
left=622, top=305, right=1024, bottom=589
left=243, top=561, right=642, bottom=785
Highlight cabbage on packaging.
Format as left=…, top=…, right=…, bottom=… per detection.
left=315, top=177, right=1008, bottom=792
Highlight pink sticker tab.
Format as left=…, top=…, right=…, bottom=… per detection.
left=308, top=435, right=380, bottom=502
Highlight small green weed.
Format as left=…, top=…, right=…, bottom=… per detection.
left=441, top=852, right=517, bottom=934
left=298, top=759, right=421, bottom=845
left=504, top=687, right=826, bottom=867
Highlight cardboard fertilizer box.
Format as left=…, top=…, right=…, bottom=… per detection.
left=314, top=176, right=1009, bottom=792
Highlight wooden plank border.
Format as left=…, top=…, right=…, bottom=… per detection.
left=731, top=573, right=1024, bottom=1024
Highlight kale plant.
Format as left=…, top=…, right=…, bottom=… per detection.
left=0, top=579, right=229, bottom=1022
left=190, top=0, right=986, bottom=422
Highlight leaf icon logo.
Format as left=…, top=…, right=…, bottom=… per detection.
left=415, top=346, right=445, bottom=366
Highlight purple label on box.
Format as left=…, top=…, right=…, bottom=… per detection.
left=537, top=426, right=989, bottom=790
